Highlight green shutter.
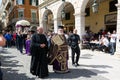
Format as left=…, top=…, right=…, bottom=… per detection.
left=36, top=0, right=38, bottom=6
left=23, top=0, right=24, bottom=4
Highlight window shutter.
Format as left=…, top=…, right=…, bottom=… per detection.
left=16, top=0, right=18, bottom=4
left=23, top=0, right=24, bottom=4
left=36, top=0, right=38, bottom=6
left=30, top=0, right=32, bottom=5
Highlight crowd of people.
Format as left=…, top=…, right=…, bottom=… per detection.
left=0, top=25, right=81, bottom=79
left=82, top=29, right=118, bottom=55
left=30, top=26, right=81, bottom=78
left=0, top=26, right=119, bottom=79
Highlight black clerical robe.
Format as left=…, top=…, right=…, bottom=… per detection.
left=30, top=33, right=48, bottom=78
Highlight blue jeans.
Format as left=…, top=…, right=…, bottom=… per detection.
left=110, top=42, right=116, bottom=55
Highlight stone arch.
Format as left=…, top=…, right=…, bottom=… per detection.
left=42, top=9, right=54, bottom=33
left=79, top=0, right=89, bottom=13
left=57, top=1, right=75, bottom=20
left=57, top=1, right=75, bottom=33
left=42, top=9, right=53, bottom=21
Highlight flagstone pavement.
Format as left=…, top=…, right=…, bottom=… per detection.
left=0, top=47, right=120, bottom=80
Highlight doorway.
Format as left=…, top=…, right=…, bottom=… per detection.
left=106, top=25, right=116, bottom=33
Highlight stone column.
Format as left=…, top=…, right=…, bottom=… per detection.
left=115, top=4, right=120, bottom=55
left=53, top=17, right=62, bottom=33
left=39, top=20, right=48, bottom=33
left=74, top=12, right=86, bottom=40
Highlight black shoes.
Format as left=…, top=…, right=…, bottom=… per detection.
left=38, top=74, right=49, bottom=79
left=72, top=63, right=80, bottom=67
left=72, top=63, right=76, bottom=67
left=76, top=63, right=80, bottom=66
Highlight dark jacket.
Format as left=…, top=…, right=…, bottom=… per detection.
left=68, top=34, right=80, bottom=48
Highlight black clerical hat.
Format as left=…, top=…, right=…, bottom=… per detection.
left=28, top=29, right=35, bottom=33
left=58, top=26, right=64, bottom=29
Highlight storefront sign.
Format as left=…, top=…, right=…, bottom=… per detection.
left=104, top=13, right=117, bottom=25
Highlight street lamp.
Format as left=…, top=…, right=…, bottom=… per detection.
left=61, top=9, right=66, bottom=19
left=44, top=6, right=48, bottom=21
left=2, top=11, right=7, bottom=19
left=92, top=0, right=99, bottom=13
left=61, top=0, right=66, bottom=19
left=44, top=15, right=48, bottom=21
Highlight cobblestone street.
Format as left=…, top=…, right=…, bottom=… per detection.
left=0, top=47, right=120, bottom=80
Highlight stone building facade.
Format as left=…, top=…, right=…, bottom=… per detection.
left=38, top=0, right=120, bottom=54
left=0, top=0, right=39, bottom=31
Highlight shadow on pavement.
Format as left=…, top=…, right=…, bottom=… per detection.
left=2, top=68, right=35, bottom=80
left=0, top=48, right=111, bottom=80
left=0, top=50, right=35, bottom=80
left=80, top=54, right=93, bottom=59
left=48, top=68, right=108, bottom=79
left=80, top=64, right=112, bottom=68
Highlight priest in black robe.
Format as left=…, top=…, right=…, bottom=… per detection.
left=30, top=27, right=49, bottom=78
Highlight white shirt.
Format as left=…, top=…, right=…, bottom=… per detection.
left=110, top=34, right=117, bottom=43
left=102, top=38, right=109, bottom=47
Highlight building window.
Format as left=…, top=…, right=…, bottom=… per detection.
left=85, top=8, right=90, bottom=17
left=31, top=10, right=37, bottom=22
left=65, top=12, right=70, bottom=20
left=18, top=9, right=24, bottom=18
left=16, top=0, right=24, bottom=5
left=109, top=0, right=117, bottom=12
left=30, top=0, right=38, bottom=6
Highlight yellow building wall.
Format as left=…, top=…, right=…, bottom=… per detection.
left=62, top=11, right=75, bottom=32
left=85, top=0, right=117, bottom=33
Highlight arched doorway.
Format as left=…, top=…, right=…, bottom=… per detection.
left=57, top=2, right=75, bottom=34
left=84, top=0, right=117, bottom=34
left=43, top=9, right=54, bottom=33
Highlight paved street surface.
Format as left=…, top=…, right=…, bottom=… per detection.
left=0, top=47, right=120, bottom=80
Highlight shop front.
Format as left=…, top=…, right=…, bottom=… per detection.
left=39, top=0, right=120, bottom=54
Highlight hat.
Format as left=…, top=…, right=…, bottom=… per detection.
left=28, top=29, right=35, bottom=33
left=58, top=26, right=64, bottom=29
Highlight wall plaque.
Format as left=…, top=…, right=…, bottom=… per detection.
left=104, top=13, right=117, bottom=24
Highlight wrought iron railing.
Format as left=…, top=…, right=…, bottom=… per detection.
left=8, top=17, right=39, bottom=25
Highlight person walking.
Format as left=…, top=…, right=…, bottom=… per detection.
left=110, top=30, right=117, bottom=55
left=68, top=29, right=80, bottom=67
left=4, top=31, right=12, bottom=48
left=30, top=27, right=49, bottom=78
left=17, top=30, right=24, bottom=53
left=48, top=26, right=69, bottom=73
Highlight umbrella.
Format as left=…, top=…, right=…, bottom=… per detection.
left=15, top=20, right=30, bottom=28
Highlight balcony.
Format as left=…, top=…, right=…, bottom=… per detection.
left=8, top=17, right=39, bottom=26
